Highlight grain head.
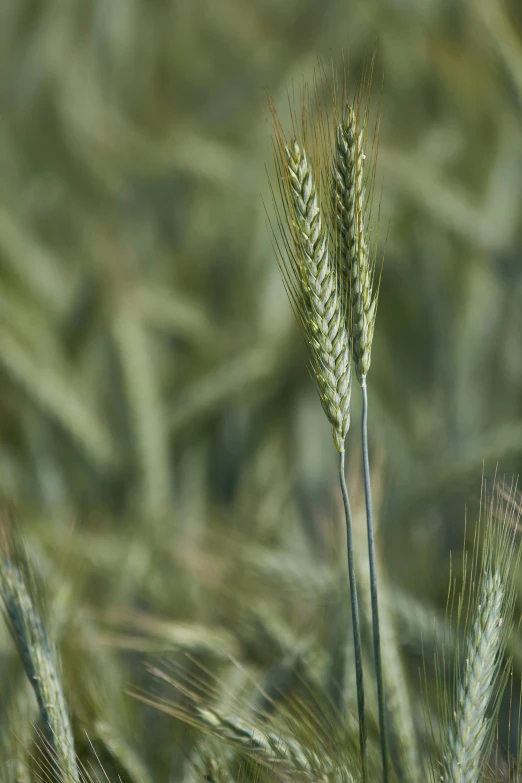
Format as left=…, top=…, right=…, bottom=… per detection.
left=269, top=86, right=352, bottom=452
left=332, top=71, right=381, bottom=384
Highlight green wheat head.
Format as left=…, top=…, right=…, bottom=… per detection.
left=270, top=94, right=352, bottom=452
left=0, top=518, right=79, bottom=783
left=436, top=481, right=521, bottom=783
left=332, top=98, right=380, bottom=383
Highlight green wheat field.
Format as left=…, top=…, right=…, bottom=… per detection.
left=2, top=1, right=522, bottom=781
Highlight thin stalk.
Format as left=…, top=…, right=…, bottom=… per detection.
left=339, top=448, right=368, bottom=783
left=361, top=378, right=389, bottom=783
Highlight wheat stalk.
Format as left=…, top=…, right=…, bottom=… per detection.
left=269, top=96, right=368, bottom=780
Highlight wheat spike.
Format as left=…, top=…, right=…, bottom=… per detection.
left=144, top=695, right=331, bottom=782
left=0, top=525, right=79, bottom=783
left=442, top=569, right=505, bottom=783
left=333, top=105, right=378, bottom=382
left=279, top=136, right=352, bottom=451
left=178, top=702, right=364, bottom=783
left=441, top=483, right=520, bottom=783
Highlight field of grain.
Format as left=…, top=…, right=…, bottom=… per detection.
left=2, top=2, right=522, bottom=780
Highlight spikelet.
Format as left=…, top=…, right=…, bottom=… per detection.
left=333, top=100, right=379, bottom=383
left=0, top=519, right=79, bottom=783
left=270, top=98, right=352, bottom=451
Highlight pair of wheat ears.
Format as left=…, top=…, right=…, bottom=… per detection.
left=269, top=70, right=385, bottom=783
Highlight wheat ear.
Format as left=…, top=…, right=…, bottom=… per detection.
left=270, top=115, right=368, bottom=780
left=333, top=95, right=387, bottom=783
left=333, top=104, right=378, bottom=383
left=441, top=484, right=519, bottom=783
left=140, top=660, right=367, bottom=783
left=0, top=524, right=79, bottom=783
left=443, top=570, right=505, bottom=783
left=136, top=683, right=333, bottom=783
left=281, top=137, right=352, bottom=452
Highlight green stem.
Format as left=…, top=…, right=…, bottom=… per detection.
left=361, top=379, right=389, bottom=783
left=339, top=447, right=368, bottom=783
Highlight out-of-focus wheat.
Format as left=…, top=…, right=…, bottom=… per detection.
left=0, top=523, right=79, bottom=783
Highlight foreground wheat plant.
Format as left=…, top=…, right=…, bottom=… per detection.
left=269, top=88, right=370, bottom=778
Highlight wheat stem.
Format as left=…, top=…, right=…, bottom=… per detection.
left=361, top=379, right=389, bottom=783
left=339, top=448, right=368, bottom=783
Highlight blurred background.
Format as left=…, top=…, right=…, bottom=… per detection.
left=1, top=0, right=522, bottom=779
